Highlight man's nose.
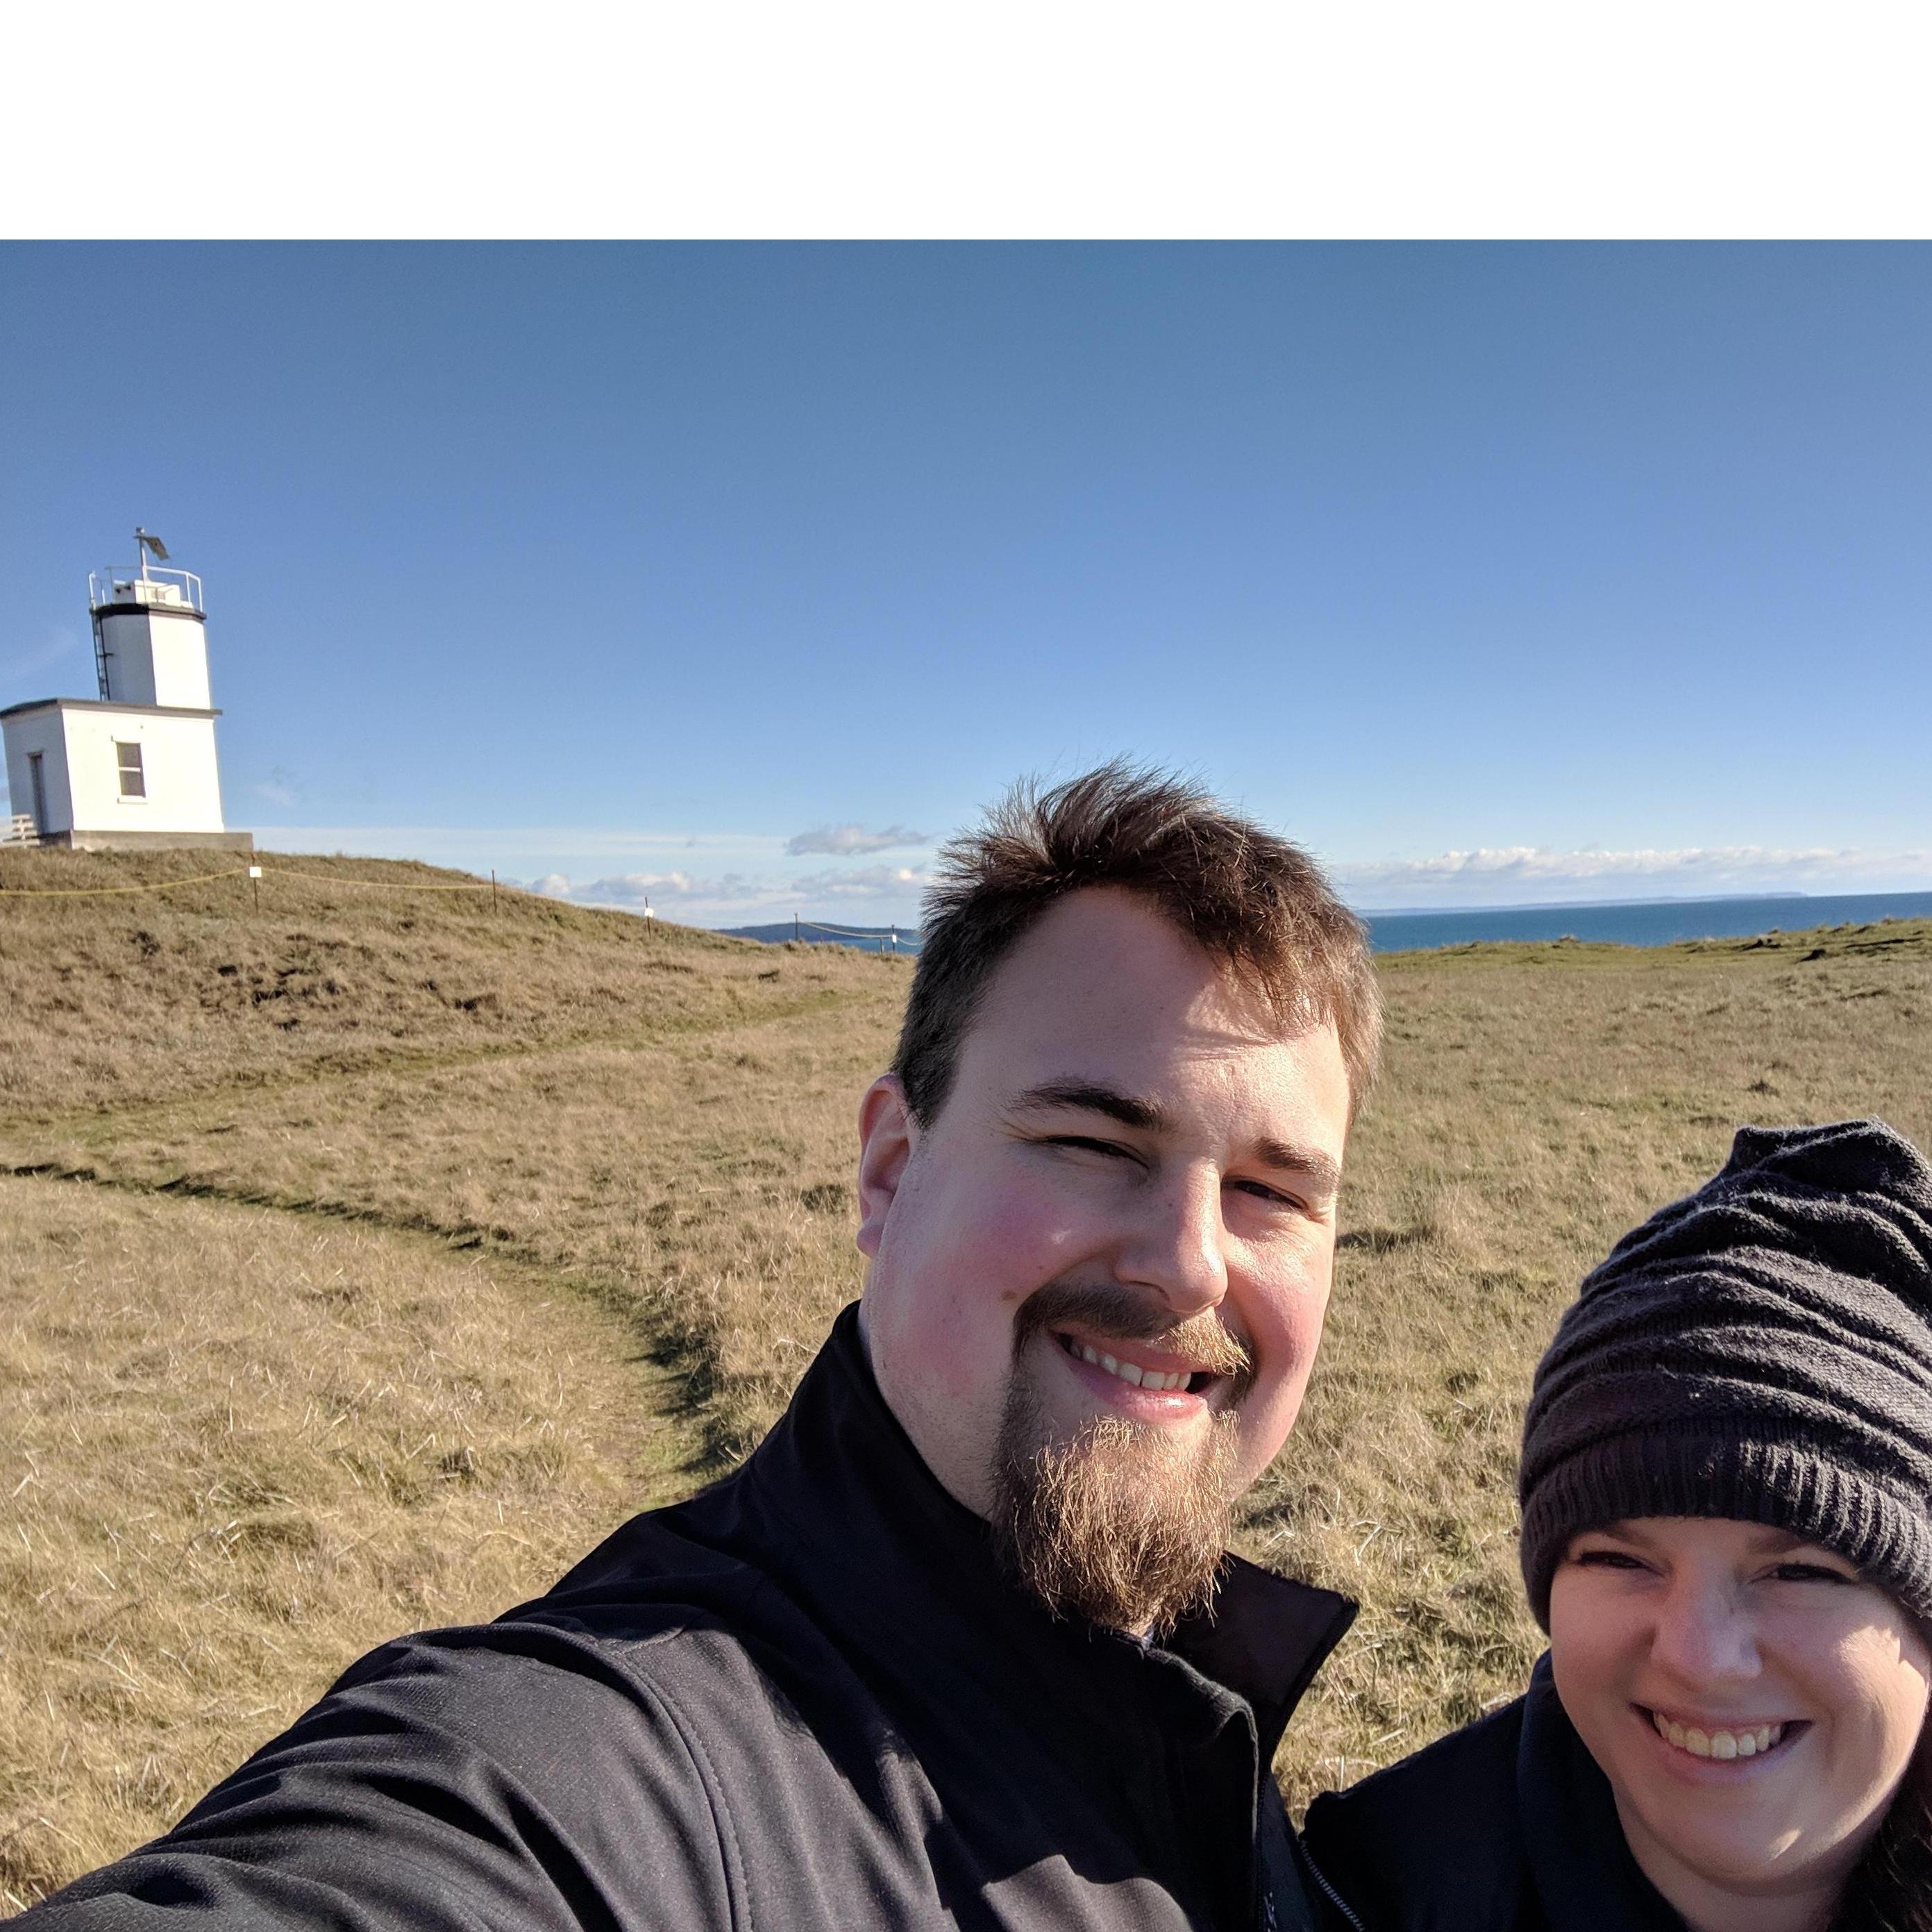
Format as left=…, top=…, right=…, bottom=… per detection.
left=1650, top=1577, right=1760, bottom=1686
left=1116, top=1166, right=1229, bottom=1316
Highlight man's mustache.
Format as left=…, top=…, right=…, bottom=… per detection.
left=1013, top=1282, right=1254, bottom=1391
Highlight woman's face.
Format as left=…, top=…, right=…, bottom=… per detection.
left=1549, top=1517, right=1931, bottom=1918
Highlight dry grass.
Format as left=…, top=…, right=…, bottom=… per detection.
left=3, top=846, right=1930, bottom=1851
left=0, top=1175, right=684, bottom=1908
left=0, top=845, right=891, bottom=1120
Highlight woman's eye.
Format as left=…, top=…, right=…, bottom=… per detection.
left=1767, top=1562, right=1855, bottom=1585
left=1572, top=1549, right=1646, bottom=1571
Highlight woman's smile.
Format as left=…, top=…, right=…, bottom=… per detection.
left=1638, top=1705, right=1798, bottom=1766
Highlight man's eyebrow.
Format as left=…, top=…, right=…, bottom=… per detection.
left=1009, top=1080, right=1166, bottom=1132
left=1252, top=1140, right=1343, bottom=1198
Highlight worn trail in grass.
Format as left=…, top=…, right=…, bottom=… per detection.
left=0, top=1176, right=689, bottom=1908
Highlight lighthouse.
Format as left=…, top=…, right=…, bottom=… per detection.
left=1, top=532, right=251, bottom=852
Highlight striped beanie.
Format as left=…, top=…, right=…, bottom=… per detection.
left=1518, top=1119, right=1932, bottom=1628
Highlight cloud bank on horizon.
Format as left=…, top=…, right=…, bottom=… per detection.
left=516, top=841, right=1932, bottom=925
left=1330, top=843, right=1932, bottom=909
left=127, top=814, right=1932, bottom=927
left=522, top=863, right=928, bottom=923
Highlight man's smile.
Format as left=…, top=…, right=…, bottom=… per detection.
left=1050, top=1327, right=1223, bottom=1395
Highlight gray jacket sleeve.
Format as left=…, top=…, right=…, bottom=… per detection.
left=14, top=1631, right=739, bottom=1931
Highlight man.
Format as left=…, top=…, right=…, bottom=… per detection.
left=22, top=763, right=1381, bottom=1931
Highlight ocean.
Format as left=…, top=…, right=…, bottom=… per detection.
left=725, top=891, right=1932, bottom=957
left=1363, top=891, right=1932, bottom=954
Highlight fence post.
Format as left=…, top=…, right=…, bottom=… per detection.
left=248, top=864, right=262, bottom=912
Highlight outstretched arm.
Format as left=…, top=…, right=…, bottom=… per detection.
left=17, top=1626, right=737, bottom=1931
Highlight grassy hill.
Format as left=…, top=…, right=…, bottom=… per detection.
left=0, top=846, right=908, bottom=1906
left=3, top=842, right=1931, bottom=1898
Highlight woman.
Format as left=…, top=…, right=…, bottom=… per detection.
left=1302, top=1118, right=1932, bottom=1932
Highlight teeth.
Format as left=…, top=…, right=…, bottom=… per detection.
left=1651, top=1712, right=1786, bottom=1760
left=1066, top=1338, right=1191, bottom=1394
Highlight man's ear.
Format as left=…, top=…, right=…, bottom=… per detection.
left=855, top=1074, right=918, bottom=1259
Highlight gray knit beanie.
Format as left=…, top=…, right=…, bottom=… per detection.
left=1518, top=1118, right=1932, bottom=1629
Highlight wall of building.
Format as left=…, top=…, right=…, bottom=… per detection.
left=58, top=708, right=228, bottom=834
left=3, top=711, right=76, bottom=836
left=96, top=610, right=213, bottom=710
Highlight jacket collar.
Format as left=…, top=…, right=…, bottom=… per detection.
left=1518, top=1653, right=1686, bottom=1931
left=739, top=1303, right=1356, bottom=1762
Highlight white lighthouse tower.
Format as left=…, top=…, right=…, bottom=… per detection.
left=2, top=532, right=251, bottom=852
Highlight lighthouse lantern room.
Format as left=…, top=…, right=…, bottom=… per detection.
left=2, top=531, right=252, bottom=852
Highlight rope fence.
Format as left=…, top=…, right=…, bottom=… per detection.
left=789, top=917, right=918, bottom=954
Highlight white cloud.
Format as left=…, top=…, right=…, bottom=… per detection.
left=785, top=823, right=929, bottom=857
left=518, top=862, right=929, bottom=923
left=251, top=780, right=299, bottom=808
left=799, top=864, right=927, bottom=899
left=1332, top=844, right=1932, bottom=909
left=543, top=871, right=721, bottom=908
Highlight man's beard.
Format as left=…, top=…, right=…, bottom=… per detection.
left=990, top=1283, right=1252, bottom=1640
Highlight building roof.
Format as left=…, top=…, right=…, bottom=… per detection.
left=0, top=697, right=221, bottom=722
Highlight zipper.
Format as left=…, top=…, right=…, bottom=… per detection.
left=1300, top=1846, right=1369, bottom=1932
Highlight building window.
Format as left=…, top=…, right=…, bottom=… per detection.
left=116, top=741, right=146, bottom=798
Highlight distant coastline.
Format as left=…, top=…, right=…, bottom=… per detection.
left=1363, top=889, right=1932, bottom=954
left=721, top=889, right=1932, bottom=958
left=1356, top=890, right=1813, bottom=915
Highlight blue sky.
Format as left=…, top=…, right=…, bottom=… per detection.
left=5, top=242, right=1929, bottom=923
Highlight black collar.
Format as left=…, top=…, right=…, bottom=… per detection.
left=1518, top=1654, right=1687, bottom=1931
left=739, top=1304, right=1356, bottom=1765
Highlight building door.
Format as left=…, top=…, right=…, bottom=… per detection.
left=27, top=752, right=47, bottom=832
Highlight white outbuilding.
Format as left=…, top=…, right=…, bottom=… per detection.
left=3, top=532, right=252, bottom=852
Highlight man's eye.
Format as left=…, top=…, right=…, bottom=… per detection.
left=1767, top=1562, right=1855, bottom=1585
left=1227, top=1179, right=1304, bottom=1210
left=1044, top=1136, right=1132, bottom=1160
left=1572, top=1549, right=1646, bottom=1571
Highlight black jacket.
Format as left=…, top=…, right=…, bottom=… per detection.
left=1300, top=1655, right=1684, bottom=1932
left=23, top=1306, right=1356, bottom=1931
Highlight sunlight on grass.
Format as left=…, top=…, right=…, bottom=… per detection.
left=3, top=846, right=1929, bottom=1856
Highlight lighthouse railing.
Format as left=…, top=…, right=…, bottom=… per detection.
left=89, top=566, right=205, bottom=614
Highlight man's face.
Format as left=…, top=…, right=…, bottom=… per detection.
left=855, top=888, right=1352, bottom=1590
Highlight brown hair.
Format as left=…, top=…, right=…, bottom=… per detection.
left=891, top=762, right=1381, bottom=1125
